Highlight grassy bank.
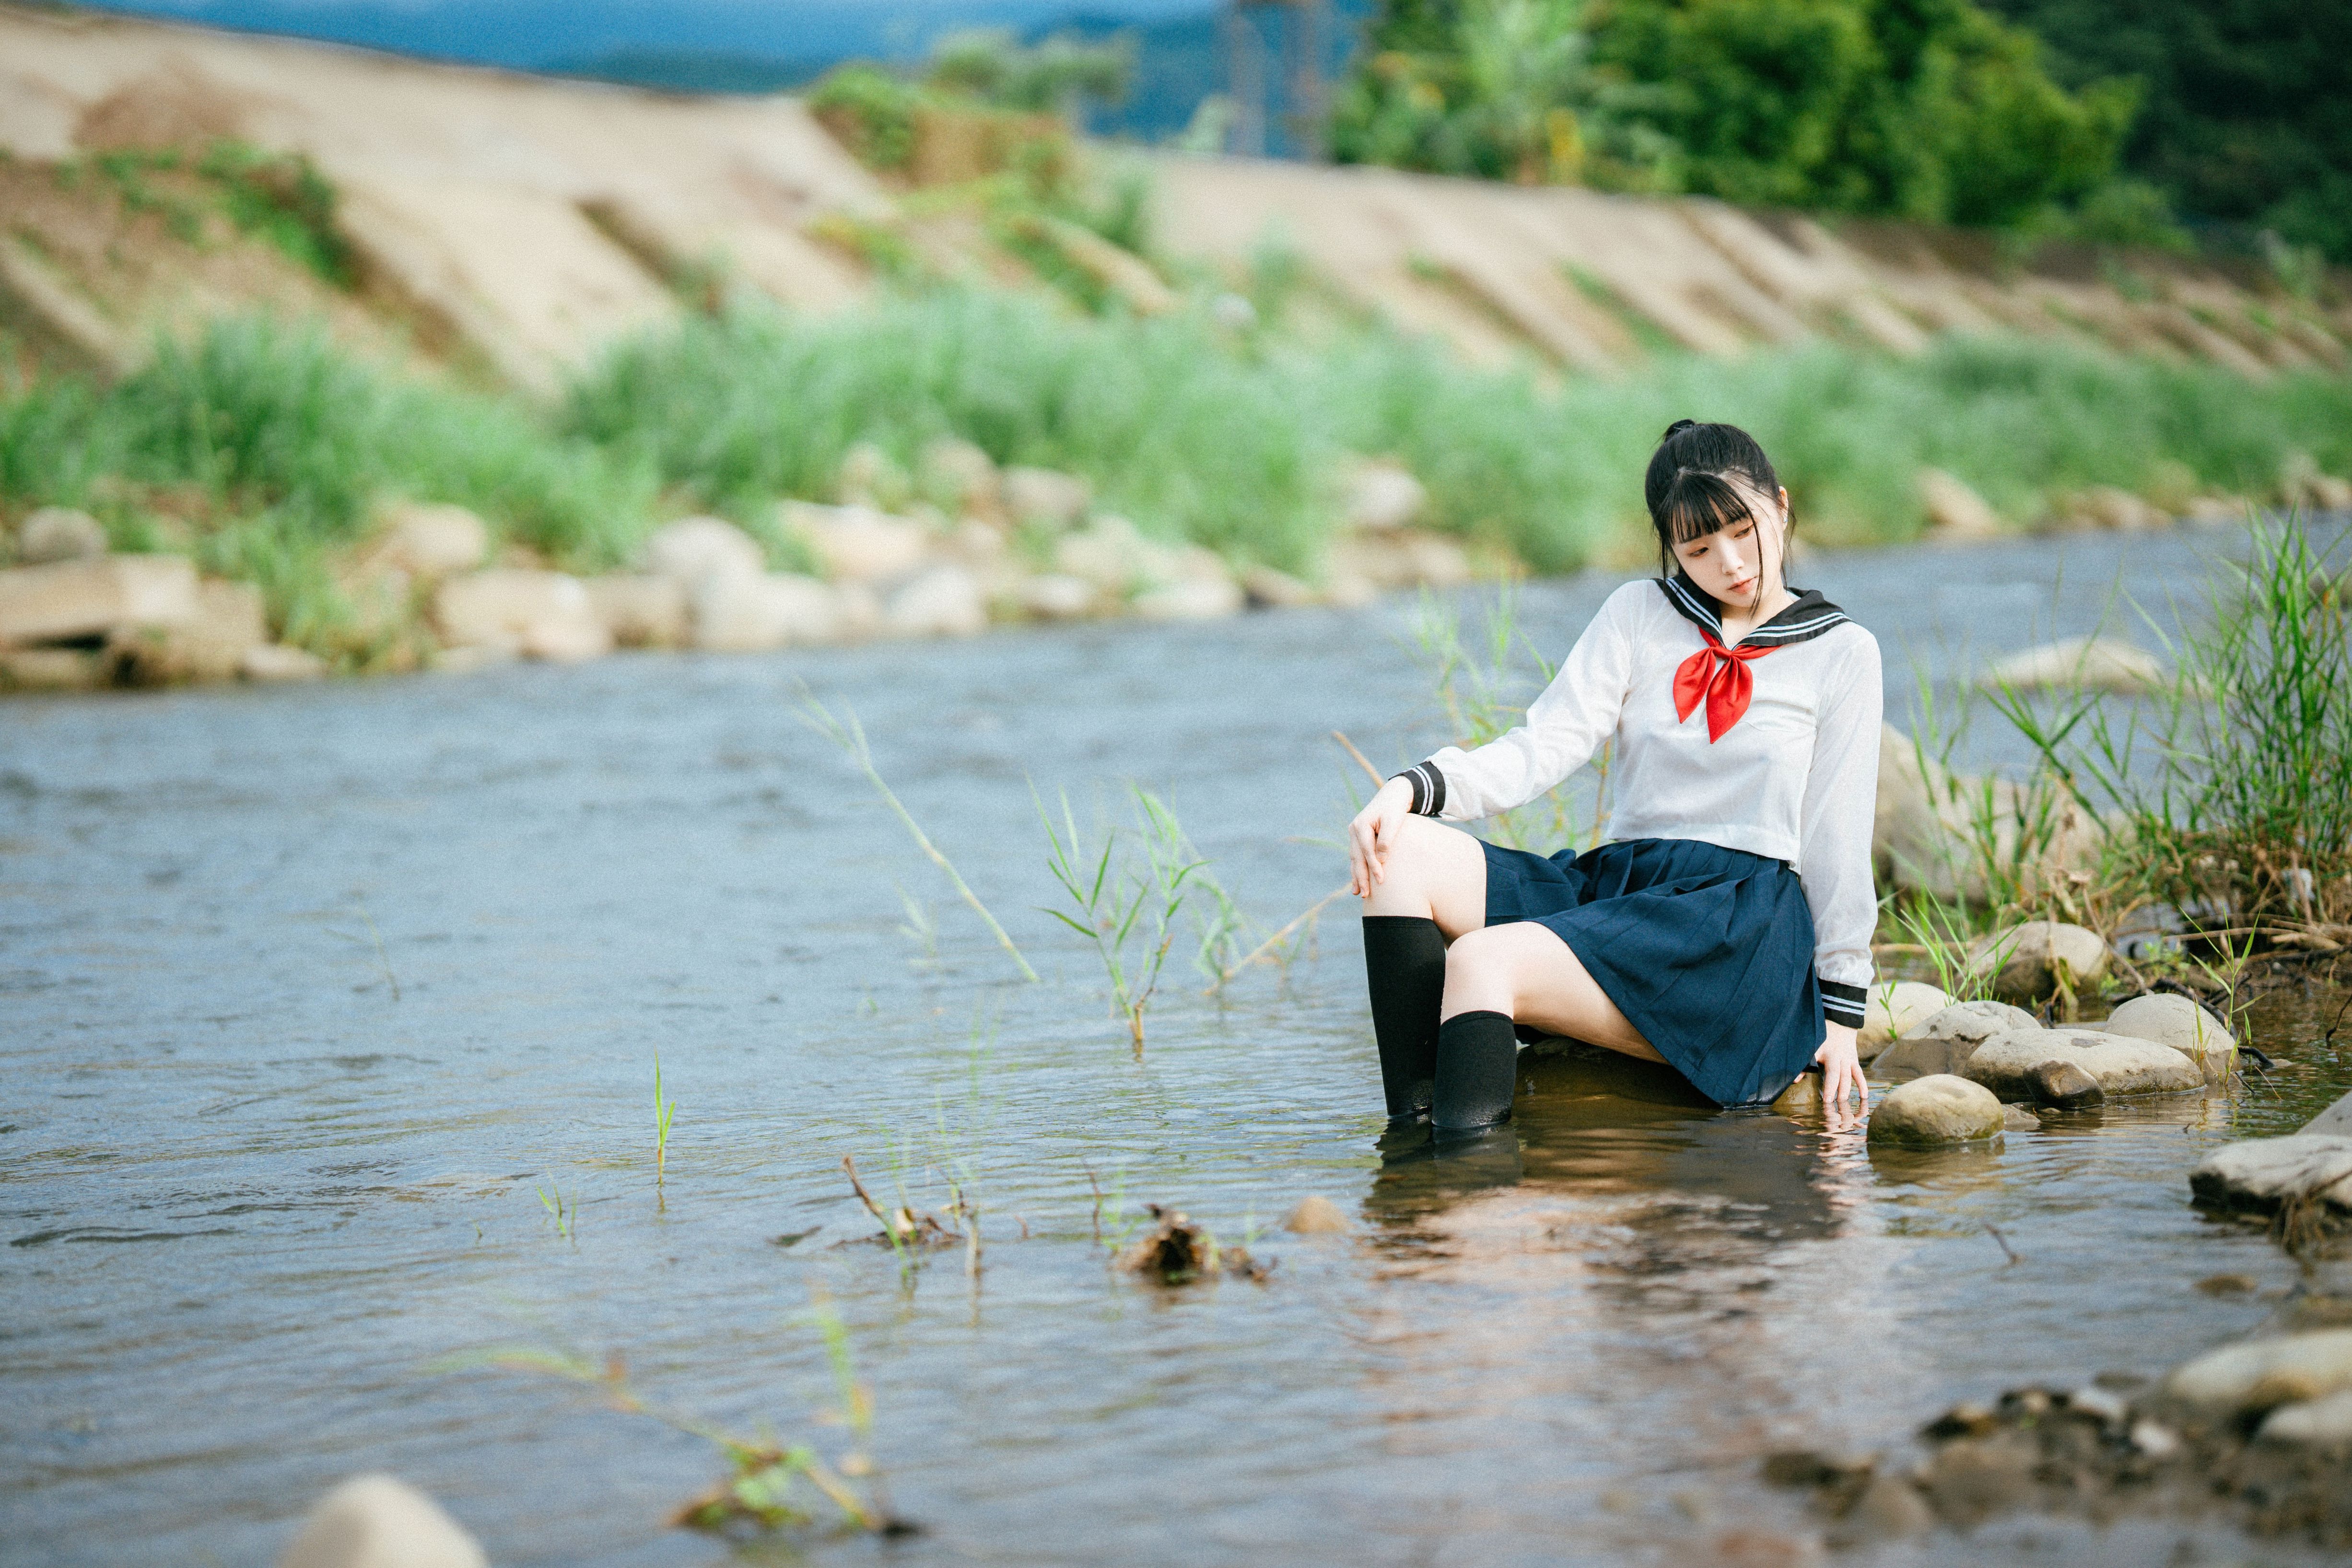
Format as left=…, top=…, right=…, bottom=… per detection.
left=6, top=292, right=2352, bottom=644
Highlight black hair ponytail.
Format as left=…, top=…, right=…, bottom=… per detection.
left=1644, top=420, right=1786, bottom=581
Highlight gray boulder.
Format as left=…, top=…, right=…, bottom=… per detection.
left=2098, top=993, right=2236, bottom=1082
left=2189, top=1135, right=2352, bottom=1222
left=1963, top=1027, right=2202, bottom=1103
left=1859, top=980, right=1953, bottom=1060
left=1869, top=999, right=2038, bottom=1083
left=2304, top=1089, right=2352, bottom=1138
left=1866, top=1074, right=2006, bottom=1147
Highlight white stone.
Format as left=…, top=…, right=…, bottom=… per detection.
left=1001, top=466, right=1092, bottom=530
left=0, top=554, right=198, bottom=645
left=2099, top=993, right=2235, bottom=1082
left=1345, top=461, right=1427, bottom=532
left=1967, top=920, right=2109, bottom=1003
left=1871, top=999, right=2042, bottom=1081
left=278, top=1473, right=486, bottom=1568
left=1015, top=573, right=1099, bottom=620
left=1133, top=576, right=1244, bottom=622
left=1964, top=1027, right=2203, bottom=1102
left=363, top=503, right=488, bottom=581
left=17, top=505, right=108, bottom=564
left=1867, top=1074, right=2006, bottom=1147
left=433, top=570, right=612, bottom=663
left=1919, top=468, right=2001, bottom=538
left=583, top=574, right=689, bottom=648
left=240, top=644, right=328, bottom=682
left=690, top=572, right=839, bottom=652
left=918, top=436, right=999, bottom=518
left=642, top=515, right=765, bottom=587
left=1981, top=636, right=2164, bottom=696
left=881, top=565, right=986, bottom=638
left=1860, top=981, right=1953, bottom=1059
left=2258, top=1390, right=2352, bottom=1447
left=2189, top=1135, right=2352, bottom=1220
left=1055, top=516, right=1151, bottom=593
left=790, top=503, right=929, bottom=583
left=108, top=578, right=267, bottom=683
left=2165, top=1329, right=2352, bottom=1415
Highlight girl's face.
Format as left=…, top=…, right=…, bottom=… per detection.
left=1672, top=480, right=1790, bottom=609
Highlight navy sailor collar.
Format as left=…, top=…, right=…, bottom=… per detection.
left=1657, top=571, right=1851, bottom=648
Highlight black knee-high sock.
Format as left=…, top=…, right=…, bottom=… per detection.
left=1362, top=916, right=1446, bottom=1121
left=1434, top=1010, right=1519, bottom=1131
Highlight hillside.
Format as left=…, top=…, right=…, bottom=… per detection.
left=4, top=1, right=2344, bottom=397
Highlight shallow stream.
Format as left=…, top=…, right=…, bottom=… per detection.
left=7, top=526, right=2349, bottom=1566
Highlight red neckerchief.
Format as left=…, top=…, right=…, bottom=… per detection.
left=1673, top=625, right=1776, bottom=742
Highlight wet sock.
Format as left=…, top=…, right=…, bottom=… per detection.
left=1362, top=915, right=1446, bottom=1122
left=1433, top=1009, right=1519, bottom=1131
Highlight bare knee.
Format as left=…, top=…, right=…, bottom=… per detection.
left=1361, top=817, right=1486, bottom=934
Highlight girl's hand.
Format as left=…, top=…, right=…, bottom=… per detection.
left=1348, top=777, right=1415, bottom=898
left=1814, top=1023, right=1868, bottom=1129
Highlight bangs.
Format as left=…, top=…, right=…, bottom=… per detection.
left=1654, top=470, right=1756, bottom=545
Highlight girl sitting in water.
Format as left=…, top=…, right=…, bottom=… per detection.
left=1348, top=420, right=1880, bottom=1131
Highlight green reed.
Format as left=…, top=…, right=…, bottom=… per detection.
left=1037, top=784, right=1202, bottom=1054
left=798, top=688, right=1037, bottom=982
left=651, top=1051, right=675, bottom=1190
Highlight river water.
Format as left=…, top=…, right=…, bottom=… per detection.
left=6, top=525, right=2349, bottom=1567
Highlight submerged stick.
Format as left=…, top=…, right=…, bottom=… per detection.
left=799, top=689, right=1038, bottom=983
left=1215, top=882, right=1351, bottom=987
left=1330, top=730, right=1387, bottom=789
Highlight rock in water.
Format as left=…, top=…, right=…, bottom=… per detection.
left=1867, top=1074, right=2006, bottom=1147
left=2163, top=1329, right=2352, bottom=1416
left=2188, top=1135, right=2352, bottom=1222
left=1001, top=467, right=1091, bottom=530
left=690, top=573, right=839, bottom=652
left=1859, top=980, right=1952, bottom=1060
left=2098, top=993, right=2236, bottom=1082
left=1870, top=999, right=2039, bottom=1082
left=241, top=644, right=328, bottom=682
left=17, top=505, right=108, bottom=564
left=108, top=577, right=267, bottom=683
left=1966, top=920, right=2109, bottom=1004
left=2028, top=1059, right=2104, bottom=1109
left=584, top=574, right=689, bottom=648
left=791, top=503, right=929, bottom=584
left=0, top=555, right=199, bottom=645
left=1283, top=1195, right=1351, bottom=1234
left=1964, top=1028, right=2202, bottom=1103
left=279, top=1474, right=485, bottom=1568
left=432, top=570, right=612, bottom=663
left=2301, top=1089, right=2352, bottom=1138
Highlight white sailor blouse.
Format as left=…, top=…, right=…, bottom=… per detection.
left=1395, top=574, right=1883, bottom=1030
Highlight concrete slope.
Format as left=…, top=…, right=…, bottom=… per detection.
left=2, top=2, right=2345, bottom=393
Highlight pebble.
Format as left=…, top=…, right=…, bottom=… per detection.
left=1866, top=1074, right=2006, bottom=1147
left=1283, top=1195, right=1351, bottom=1234
left=2163, top=1328, right=2352, bottom=1414
left=278, top=1474, right=485, bottom=1568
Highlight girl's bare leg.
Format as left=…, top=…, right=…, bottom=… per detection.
left=1358, top=815, right=1488, bottom=938
left=1439, top=922, right=1664, bottom=1063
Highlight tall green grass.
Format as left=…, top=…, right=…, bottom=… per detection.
left=6, top=298, right=2352, bottom=608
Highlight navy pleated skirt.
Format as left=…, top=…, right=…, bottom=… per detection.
left=1483, top=836, right=1825, bottom=1108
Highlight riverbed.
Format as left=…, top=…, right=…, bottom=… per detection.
left=6, top=525, right=2348, bottom=1566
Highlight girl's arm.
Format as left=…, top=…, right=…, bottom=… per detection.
left=1397, top=584, right=1643, bottom=823
left=1797, top=629, right=1883, bottom=1110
